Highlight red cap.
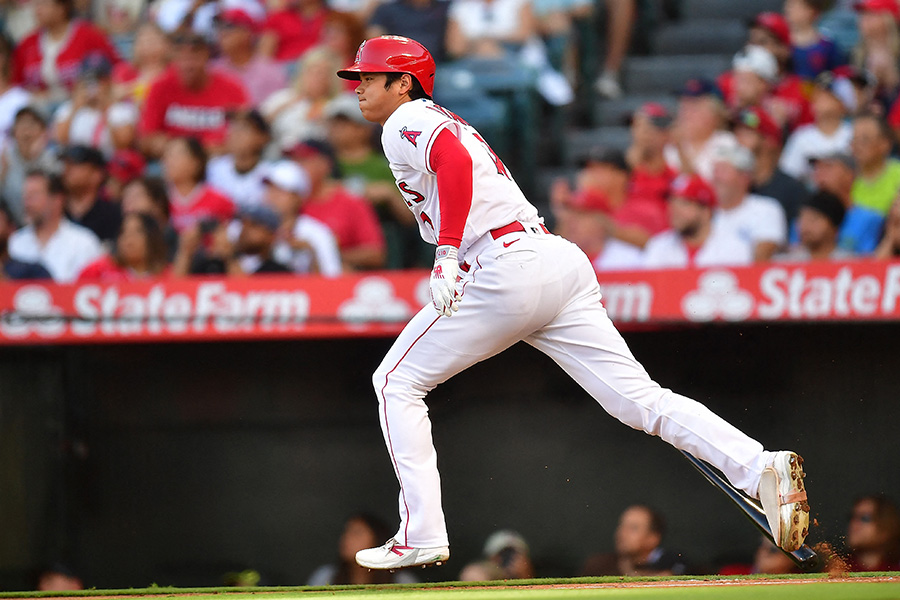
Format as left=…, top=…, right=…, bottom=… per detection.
left=566, top=189, right=614, bottom=214
left=855, top=0, right=900, bottom=19
left=108, top=149, right=146, bottom=183
left=217, top=8, right=262, bottom=32
left=735, top=106, right=782, bottom=145
left=753, top=12, right=791, bottom=46
left=670, top=174, right=717, bottom=207
left=337, top=36, right=436, bottom=97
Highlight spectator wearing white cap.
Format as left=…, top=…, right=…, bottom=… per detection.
left=459, top=530, right=534, bottom=581
left=730, top=44, right=779, bottom=114
left=712, top=144, right=787, bottom=262
left=211, top=6, right=288, bottom=106
left=642, top=174, right=753, bottom=269
left=779, top=71, right=855, bottom=183
left=263, top=159, right=342, bottom=277
left=207, top=109, right=273, bottom=210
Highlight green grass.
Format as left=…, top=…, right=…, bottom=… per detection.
left=2, top=574, right=898, bottom=600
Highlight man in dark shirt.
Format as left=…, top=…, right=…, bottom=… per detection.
left=0, top=201, right=51, bottom=280
left=61, top=145, right=121, bottom=243
left=734, top=107, right=809, bottom=228
left=367, top=0, right=450, bottom=63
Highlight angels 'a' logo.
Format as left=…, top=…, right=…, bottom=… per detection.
left=400, top=127, right=422, bottom=147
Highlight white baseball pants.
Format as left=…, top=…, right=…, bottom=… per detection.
left=373, top=228, right=771, bottom=547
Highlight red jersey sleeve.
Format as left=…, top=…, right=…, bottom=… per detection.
left=138, top=77, right=168, bottom=135
left=428, top=128, right=473, bottom=248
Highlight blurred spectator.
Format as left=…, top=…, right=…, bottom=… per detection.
left=111, top=23, right=171, bottom=106
left=325, top=93, right=421, bottom=268
left=531, top=0, right=590, bottom=72
left=211, top=6, right=288, bottom=105
left=851, top=0, right=900, bottom=108
left=162, top=136, right=235, bottom=232
left=52, top=53, right=137, bottom=158
left=0, top=35, right=32, bottom=140
left=121, top=175, right=178, bottom=258
left=0, top=200, right=52, bottom=280
left=719, top=12, right=812, bottom=131
left=367, top=0, right=451, bottom=64
left=777, top=191, right=850, bottom=260
left=875, top=196, right=900, bottom=258
left=11, top=0, right=121, bottom=108
left=594, top=0, right=635, bottom=99
left=552, top=147, right=627, bottom=231
left=849, top=112, right=900, bottom=217
left=207, top=109, right=273, bottom=210
left=138, top=30, right=250, bottom=159
left=712, top=144, right=787, bottom=262
left=263, top=160, right=341, bottom=276
left=260, top=0, right=330, bottom=63
left=151, top=0, right=219, bottom=37
left=445, top=0, right=536, bottom=60
left=728, top=45, right=779, bottom=114
left=618, top=103, right=677, bottom=248
left=733, top=107, right=809, bottom=226
left=60, top=145, right=121, bottom=242
left=96, top=0, right=146, bottom=60
left=76, top=212, right=169, bottom=280
left=459, top=530, right=534, bottom=581
left=581, top=505, right=688, bottom=577
left=846, top=494, right=900, bottom=571
left=261, top=47, right=342, bottom=151
left=105, top=148, right=147, bottom=201
left=549, top=179, right=643, bottom=272
left=0, top=106, right=59, bottom=224
left=664, top=78, right=738, bottom=182
left=719, top=537, right=800, bottom=575
left=642, top=174, right=752, bottom=269
left=307, top=513, right=416, bottom=585
left=2, top=0, right=37, bottom=45
left=321, top=11, right=367, bottom=82
left=35, top=563, right=83, bottom=591
left=289, top=139, right=386, bottom=270
left=779, top=71, right=854, bottom=183
left=785, top=0, right=847, bottom=80
left=7, top=169, right=102, bottom=282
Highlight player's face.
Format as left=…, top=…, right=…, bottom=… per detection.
left=354, top=72, right=408, bottom=125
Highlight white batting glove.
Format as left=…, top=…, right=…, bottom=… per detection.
left=430, top=245, right=460, bottom=317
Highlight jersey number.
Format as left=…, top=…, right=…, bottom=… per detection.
left=429, top=104, right=510, bottom=179
left=398, top=181, right=425, bottom=207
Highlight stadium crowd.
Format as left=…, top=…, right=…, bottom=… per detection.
left=1, top=0, right=900, bottom=283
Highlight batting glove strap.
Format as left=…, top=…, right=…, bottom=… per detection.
left=430, top=245, right=460, bottom=317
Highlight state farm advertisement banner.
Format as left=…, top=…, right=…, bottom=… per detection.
left=1, top=259, right=900, bottom=345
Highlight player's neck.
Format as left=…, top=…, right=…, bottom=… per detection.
left=380, top=96, right=414, bottom=126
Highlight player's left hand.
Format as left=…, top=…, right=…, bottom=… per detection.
left=430, top=245, right=460, bottom=317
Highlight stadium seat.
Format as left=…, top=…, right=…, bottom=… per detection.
left=651, top=19, right=747, bottom=56
left=563, top=126, right=632, bottom=166
left=679, top=0, right=782, bottom=20
left=623, top=55, right=731, bottom=94
left=593, top=94, right=679, bottom=127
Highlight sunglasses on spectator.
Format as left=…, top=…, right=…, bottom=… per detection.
left=850, top=512, right=875, bottom=523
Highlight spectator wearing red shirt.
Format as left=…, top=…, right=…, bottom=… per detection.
left=77, top=212, right=170, bottom=281
left=138, top=30, right=250, bottom=159
left=111, top=23, right=172, bottom=107
left=162, top=136, right=235, bottom=233
left=718, top=12, right=813, bottom=131
left=260, top=0, right=330, bottom=63
left=288, top=139, right=386, bottom=270
left=12, top=0, right=120, bottom=107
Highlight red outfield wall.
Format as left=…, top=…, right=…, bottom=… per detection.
left=2, top=259, right=900, bottom=344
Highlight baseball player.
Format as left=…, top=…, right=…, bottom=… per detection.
left=337, top=36, right=810, bottom=571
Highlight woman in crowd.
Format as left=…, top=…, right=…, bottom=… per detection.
left=161, top=136, right=235, bottom=233
left=111, top=22, right=171, bottom=106
left=77, top=211, right=169, bottom=280
left=260, top=46, right=345, bottom=150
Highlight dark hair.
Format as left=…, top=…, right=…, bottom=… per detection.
left=52, top=0, right=76, bottom=21
left=852, top=494, right=900, bottom=559
left=384, top=72, right=431, bottom=101
left=170, top=136, right=208, bottom=183
left=115, top=212, right=169, bottom=274
left=25, top=169, right=65, bottom=197
left=129, top=176, right=171, bottom=219
left=332, top=513, right=393, bottom=584
left=14, top=106, right=47, bottom=127
left=228, top=108, right=271, bottom=137
left=800, top=0, right=834, bottom=12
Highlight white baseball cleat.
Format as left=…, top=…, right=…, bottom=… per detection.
left=355, top=538, right=450, bottom=570
left=759, top=451, right=810, bottom=552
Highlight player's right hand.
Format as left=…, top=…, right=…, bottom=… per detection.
left=430, top=245, right=460, bottom=317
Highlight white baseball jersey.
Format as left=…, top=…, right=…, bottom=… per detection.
left=369, top=96, right=776, bottom=550
left=642, top=226, right=754, bottom=269
left=381, top=98, right=539, bottom=260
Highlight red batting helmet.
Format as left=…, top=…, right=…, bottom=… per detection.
left=337, top=36, right=436, bottom=97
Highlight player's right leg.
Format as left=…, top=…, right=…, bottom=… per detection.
left=524, top=240, right=809, bottom=551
